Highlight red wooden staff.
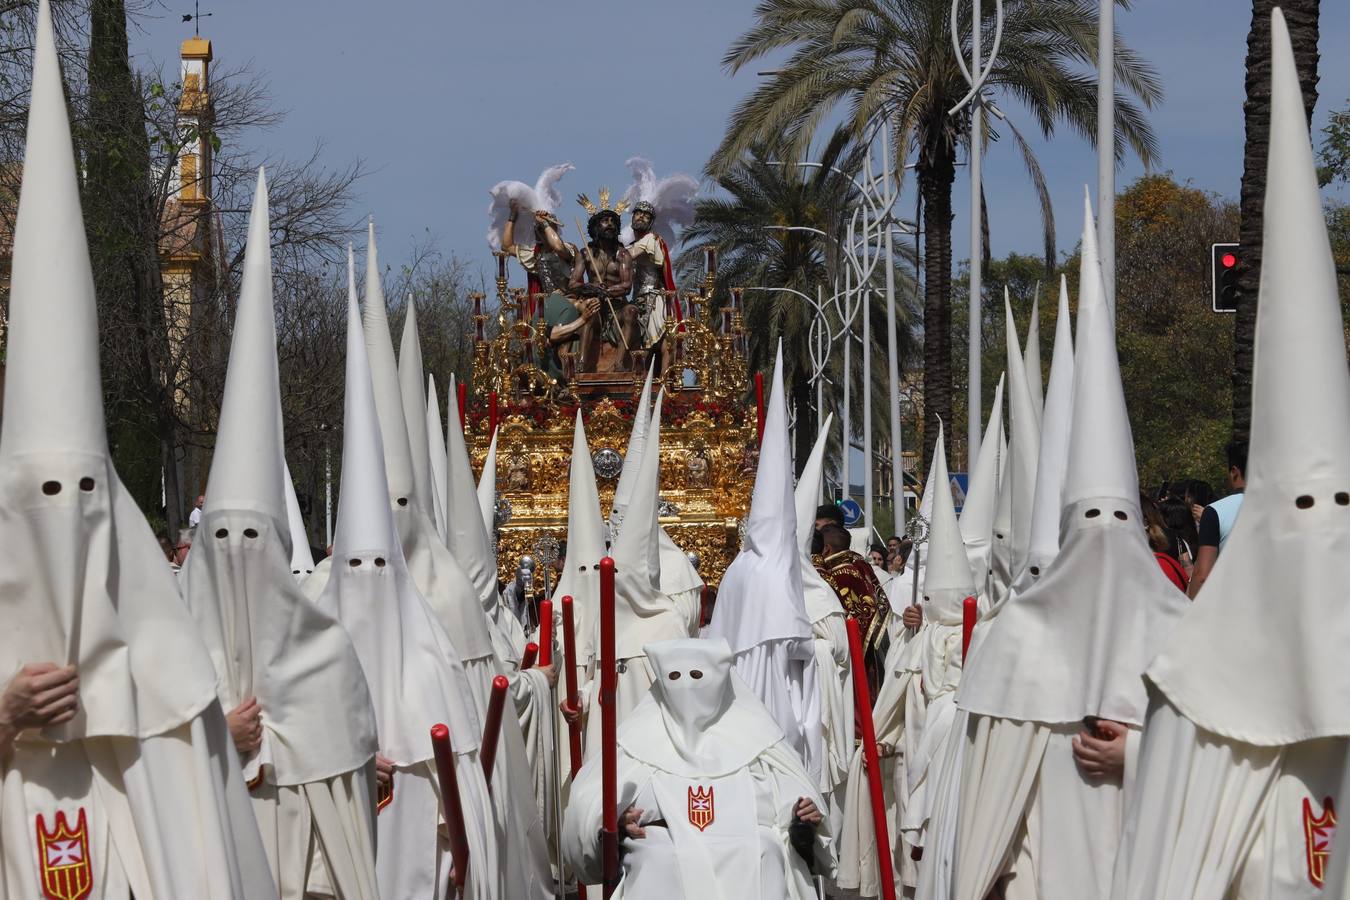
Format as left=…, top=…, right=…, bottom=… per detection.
left=560, top=595, right=584, bottom=776
left=599, top=556, right=620, bottom=898
left=480, top=675, right=509, bottom=783
left=538, top=599, right=553, bottom=667
left=430, top=724, right=470, bottom=898
left=846, top=617, right=896, bottom=900
left=488, top=391, right=499, bottom=437
left=521, top=642, right=538, bottom=671
left=962, top=596, right=977, bottom=660
left=754, top=371, right=766, bottom=447
left=457, top=383, right=468, bottom=433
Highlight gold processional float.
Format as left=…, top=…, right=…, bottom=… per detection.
left=467, top=248, right=757, bottom=592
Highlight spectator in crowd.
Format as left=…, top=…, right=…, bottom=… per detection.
left=187, top=492, right=205, bottom=528
left=1141, top=491, right=1188, bottom=593
left=1187, top=441, right=1247, bottom=599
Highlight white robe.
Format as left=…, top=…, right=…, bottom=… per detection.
left=1111, top=692, right=1347, bottom=900
left=2, top=702, right=276, bottom=900
left=563, top=742, right=831, bottom=899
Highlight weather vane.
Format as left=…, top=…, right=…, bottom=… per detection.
left=181, top=1, right=212, bottom=35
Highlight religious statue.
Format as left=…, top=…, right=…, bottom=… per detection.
left=506, top=454, right=531, bottom=491
left=569, top=191, right=636, bottom=373
left=686, top=446, right=711, bottom=488
left=627, top=200, right=676, bottom=346
left=489, top=163, right=602, bottom=384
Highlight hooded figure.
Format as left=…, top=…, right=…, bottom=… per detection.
left=945, top=192, right=1188, bottom=900
left=705, top=346, right=818, bottom=779
left=313, top=247, right=500, bottom=900
left=361, top=227, right=498, bottom=689
left=283, top=464, right=316, bottom=581
left=398, top=298, right=438, bottom=537
left=0, top=5, right=273, bottom=895
left=898, top=423, right=976, bottom=852
left=562, top=638, right=834, bottom=898
left=1001, top=291, right=1042, bottom=588
left=553, top=411, right=609, bottom=685
left=958, top=374, right=1005, bottom=605
left=476, top=427, right=499, bottom=540
left=1012, top=275, right=1075, bottom=594
left=180, top=171, right=381, bottom=899
left=792, top=414, right=852, bottom=822
left=426, top=374, right=450, bottom=542
left=1112, top=12, right=1350, bottom=898
left=443, top=377, right=557, bottom=885
left=582, top=391, right=698, bottom=760
left=1024, top=285, right=1044, bottom=426
left=610, top=364, right=705, bottom=631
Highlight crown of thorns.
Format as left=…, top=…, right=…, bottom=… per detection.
left=577, top=187, right=629, bottom=217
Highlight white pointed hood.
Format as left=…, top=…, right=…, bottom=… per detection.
left=398, top=297, right=437, bottom=520
left=795, top=415, right=844, bottom=624
left=315, top=246, right=482, bottom=767
left=1024, top=284, right=1044, bottom=425
left=426, top=374, right=449, bottom=541
left=444, top=375, right=500, bottom=616
left=477, top=427, right=498, bottom=538
left=183, top=173, right=378, bottom=784
left=355, top=245, right=495, bottom=660
left=958, top=374, right=1004, bottom=599
left=610, top=361, right=655, bottom=531
left=0, top=0, right=218, bottom=741
left=957, top=191, right=1186, bottom=727
left=794, top=413, right=833, bottom=555
left=1014, top=275, right=1074, bottom=591
left=200, top=171, right=287, bottom=527
left=284, top=464, right=315, bottom=579
left=1148, top=9, right=1350, bottom=746
left=611, top=391, right=688, bottom=657
left=1061, top=192, right=1139, bottom=511
left=922, top=422, right=976, bottom=625
left=706, top=345, right=811, bottom=652
left=1003, top=290, right=1042, bottom=583
left=364, top=225, right=415, bottom=508
left=552, top=412, right=608, bottom=665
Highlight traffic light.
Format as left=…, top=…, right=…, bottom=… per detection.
left=1212, top=242, right=1239, bottom=313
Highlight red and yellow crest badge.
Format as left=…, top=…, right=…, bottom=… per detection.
left=377, top=775, right=394, bottom=815
left=35, top=809, right=93, bottom=900
left=1303, top=795, right=1337, bottom=888
left=687, top=785, right=714, bottom=832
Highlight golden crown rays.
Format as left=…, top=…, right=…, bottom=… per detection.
left=577, top=187, right=629, bottom=217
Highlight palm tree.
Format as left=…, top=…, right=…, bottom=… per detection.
left=1231, top=1, right=1320, bottom=447
left=677, top=130, right=919, bottom=471
left=710, top=0, right=1161, bottom=468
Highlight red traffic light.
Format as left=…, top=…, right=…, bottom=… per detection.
left=1221, top=252, right=1237, bottom=268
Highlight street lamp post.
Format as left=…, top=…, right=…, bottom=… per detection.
left=1098, top=0, right=1115, bottom=307
left=950, top=0, right=1005, bottom=473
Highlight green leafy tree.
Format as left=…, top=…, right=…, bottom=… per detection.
left=709, top=0, right=1161, bottom=469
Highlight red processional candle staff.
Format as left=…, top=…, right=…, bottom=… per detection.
left=560, top=595, right=584, bottom=775
left=537, top=598, right=553, bottom=667
left=599, top=556, right=620, bottom=898
left=754, top=371, right=766, bottom=447
left=962, top=595, right=978, bottom=660
left=521, top=642, right=538, bottom=672
left=480, top=675, right=509, bottom=783
left=846, top=617, right=896, bottom=900
left=457, top=383, right=468, bottom=434
left=430, top=724, right=470, bottom=898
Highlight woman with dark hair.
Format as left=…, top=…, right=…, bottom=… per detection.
left=1183, top=478, right=1216, bottom=526
left=1159, top=498, right=1198, bottom=577
left=1141, top=492, right=1188, bottom=593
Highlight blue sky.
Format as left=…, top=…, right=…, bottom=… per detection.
left=129, top=1, right=1350, bottom=278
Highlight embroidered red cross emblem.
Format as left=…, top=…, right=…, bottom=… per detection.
left=1303, top=795, right=1337, bottom=888
left=688, top=785, right=714, bottom=832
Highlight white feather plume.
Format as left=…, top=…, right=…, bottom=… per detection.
left=619, top=156, right=699, bottom=247
left=485, top=161, right=575, bottom=251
